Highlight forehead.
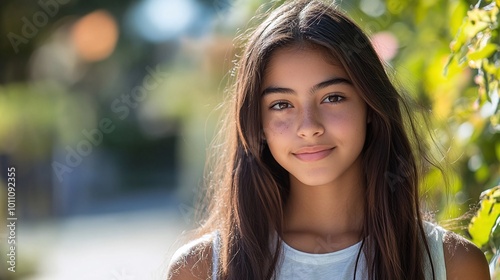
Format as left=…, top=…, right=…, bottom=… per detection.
left=262, top=45, right=349, bottom=88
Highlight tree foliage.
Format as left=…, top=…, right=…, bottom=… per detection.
left=448, top=0, right=500, bottom=126
left=448, top=0, right=500, bottom=274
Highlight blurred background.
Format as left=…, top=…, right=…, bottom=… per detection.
left=0, top=0, right=498, bottom=279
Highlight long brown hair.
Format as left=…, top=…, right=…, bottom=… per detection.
left=198, top=0, right=436, bottom=279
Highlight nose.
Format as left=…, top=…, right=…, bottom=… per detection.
left=297, top=108, right=324, bottom=138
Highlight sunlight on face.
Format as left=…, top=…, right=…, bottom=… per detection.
left=260, top=46, right=368, bottom=188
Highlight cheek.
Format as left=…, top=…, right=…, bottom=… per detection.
left=263, top=117, right=291, bottom=137
left=323, top=111, right=348, bottom=130
left=348, top=118, right=367, bottom=148
left=325, top=110, right=366, bottom=138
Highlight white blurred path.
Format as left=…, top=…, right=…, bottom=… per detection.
left=19, top=193, right=192, bottom=280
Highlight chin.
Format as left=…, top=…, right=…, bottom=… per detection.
left=293, top=175, right=337, bottom=187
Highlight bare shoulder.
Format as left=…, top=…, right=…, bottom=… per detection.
left=443, top=231, right=490, bottom=280
left=166, top=233, right=214, bottom=280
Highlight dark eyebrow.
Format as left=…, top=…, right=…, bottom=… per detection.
left=310, top=77, right=352, bottom=93
left=261, top=77, right=352, bottom=96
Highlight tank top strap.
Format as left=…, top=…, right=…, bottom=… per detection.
left=212, top=230, right=221, bottom=280
left=423, top=221, right=447, bottom=279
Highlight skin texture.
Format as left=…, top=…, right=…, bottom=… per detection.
left=443, top=231, right=490, bottom=280
left=167, top=237, right=212, bottom=280
left=261, top=46, right=367, bottom=190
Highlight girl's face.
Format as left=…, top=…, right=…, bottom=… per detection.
left=260, top=46, right=368, bottom=187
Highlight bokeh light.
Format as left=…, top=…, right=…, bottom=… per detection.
left=371, top=31, right=399, bottom=61
left=127, top=0, right=199, bottom=42
left=71, top=10, right=119, bottom=62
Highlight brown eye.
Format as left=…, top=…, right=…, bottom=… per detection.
left=323, top=94, right=345, bottom=104
left=270, top=102, right=292, bottom=110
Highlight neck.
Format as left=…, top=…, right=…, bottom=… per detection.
left=282, top=159, right=365, bottom=252
left=284, top=179, right=365, bottom=234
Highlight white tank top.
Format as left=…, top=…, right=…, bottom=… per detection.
left=211, top=222, right=447, bottom=279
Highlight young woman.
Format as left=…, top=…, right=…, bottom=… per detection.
left=167, top=0, right=490, bottom=279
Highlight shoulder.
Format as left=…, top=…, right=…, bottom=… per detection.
left=442, top=231, right=490, bottom=280
left=166, top=233, right=214, bottom=280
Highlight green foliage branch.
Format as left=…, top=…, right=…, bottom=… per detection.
left=448, top=0, right=500, bottom=125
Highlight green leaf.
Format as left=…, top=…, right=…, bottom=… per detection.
left=468, top=185, right=500, bottom=248
left=443, top=55, right=454, bottom=76
left=467, top=43, right=498, bottom=61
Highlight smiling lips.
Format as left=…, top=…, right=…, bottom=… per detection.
left=293, top=146, right=335, bottom=162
